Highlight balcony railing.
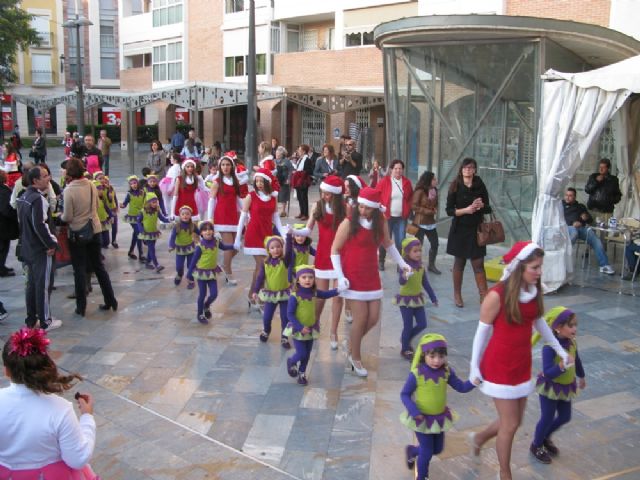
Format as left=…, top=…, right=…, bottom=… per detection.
left=31, top=70, right=55, bottom=85
left=35, top=31, right=54, bottom=48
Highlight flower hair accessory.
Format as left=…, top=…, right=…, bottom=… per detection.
left=9, top=328, right=50, bottom=357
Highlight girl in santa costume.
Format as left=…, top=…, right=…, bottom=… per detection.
left=529, top=306, right=585, bottom=464
left=330, top=187, right=412, bottom=377
left=169, top=205, right=200, bottom=289
left=284, top=264, right=340, bottom=385
left=207, top=155, right=242, bottom=285
left=137, top=192, right=169, bottom=272
left=225, top=150, right=249, bottom=198
left=400, top=333, right=475, bottom=480
left=468, top=241, right=572, bottom=480
left=186, top=221, right=235, bottom=324
left=252, top=235, right=291, bottom=348
left=234, top=168, right=286, bottom=307
left=0, top=328, right=99, bottom=479
left=159, top=152, right=182, bottom=213
left=120, top=175, right=145, bottom=261
left=342, top=174, right=367, bottom=323
left=255, top=140, right=281, bottom=193
left=170, top=159, right=204, bottom=220
left=292, top=175, right=346, bottom=350
left=393, top=236, right=438, bottom=361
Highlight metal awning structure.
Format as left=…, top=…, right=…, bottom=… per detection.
left=12, top=83, right=385, bottom=114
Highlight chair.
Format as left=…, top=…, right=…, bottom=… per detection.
left=632, top=249, right=640, bottom=284
left=607, top=218, right=640, bottom=265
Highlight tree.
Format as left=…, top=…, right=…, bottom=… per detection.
left=0, top=0, right=41, bottom=91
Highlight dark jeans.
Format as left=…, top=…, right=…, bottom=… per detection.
left=24, top=254, right=54, bottom=327
left=296, top=187, right=309, bottom=217
left=415, top=227, right=439, bottom=263
left=0, top=238, right=10, bottom=269
left=69, top=233, right=116, bottom=312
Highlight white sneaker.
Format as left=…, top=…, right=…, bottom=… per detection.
left=345, top=309, right=353, bottom=324
left=330, top=334, right=338, bottom=350
left=599, top=265, right=615, bottom=275
left=45, top=318, right=63, bottom=331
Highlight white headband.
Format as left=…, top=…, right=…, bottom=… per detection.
left=500, top=242, right=541, bottom=282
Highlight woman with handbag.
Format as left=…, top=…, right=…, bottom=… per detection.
left=61, top=158, right=117, bottom=316
left=445, top=157, right=491, bottom=308
left=411, top=171, right=440, bottom=274
left=291, top=144, right=313, bottom=221
left=375, top=159, right=413, bottom=271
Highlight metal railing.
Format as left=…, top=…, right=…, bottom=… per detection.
left=36, top=31, right=54, bottom=47
left=31, top=70, right=55, bottom=85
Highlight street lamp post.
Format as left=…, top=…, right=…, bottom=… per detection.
left=62, top=15, right=93, bottom=137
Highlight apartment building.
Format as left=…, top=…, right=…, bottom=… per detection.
left=115, top=0, right=640, bottom=171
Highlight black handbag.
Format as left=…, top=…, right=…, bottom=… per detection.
left=68, top=185, right=94, bottom=245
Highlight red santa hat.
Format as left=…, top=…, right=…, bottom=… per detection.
left=259, top=156, right=277, bottom=175
left=218, top=155, right=235, bottom=167
left=235, top=162, right=249, bottom=185
left=224, top=150, right=238, bottom=160
left=500, top=241, right=542, bottom=281
left=320, top=175, right=344, bottom=195
left=182, top=159, right=197, bottom=170
left=346, top=175, right=367, bottom=189
left=254, top=167, right=274, bottom=184
left=357, top=187, right=386, bottom=212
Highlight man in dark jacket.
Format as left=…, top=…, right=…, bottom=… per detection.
left=339, top=138, right=363, bottom=178
left=563, top=187, right=614, bottom=275
left=16, top=166, right=61, bottom=330
left=585, top=158, right=622, bottom=215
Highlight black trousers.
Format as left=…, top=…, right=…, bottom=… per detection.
left=69, top=233, right=116, bottom=312
left=296, top=187, right=309, bottom=217
left=0, top=238, right=10, bottom=269
left=24, top=253, right=53, bottom=327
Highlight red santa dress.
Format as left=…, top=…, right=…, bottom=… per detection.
left=214, top=176, right=240, bottom=233
left=340, top=218, right=383, bottom=300
left=243, top=190, right=276, bottom=256
left=314, top=204, right=337, bottom=279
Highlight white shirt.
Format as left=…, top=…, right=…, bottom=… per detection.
left=390, top=177, right=403, bottom=217
left=0, top=383, right=96, bottom=470
left=166, top=163, right=182, bottom=180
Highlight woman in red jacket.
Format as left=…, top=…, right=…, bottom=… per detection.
left=375, top=159, right=413, bottom=271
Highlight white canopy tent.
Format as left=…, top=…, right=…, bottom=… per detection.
left=532, top=55, right=640, bottom=292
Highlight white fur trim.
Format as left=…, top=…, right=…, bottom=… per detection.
left=341, top=289, right=384, bottom=301
left=256, top=191, right=271, bottom=202
left=347, top=175, right=362, bottom=188
left=244, top=246, right=267, bottom=256
left=358, top=197, right=380, bottom=210
left=254, top=172, right=272, bottom=183
left=182, top=159, right=197, bottom=169
left=320, top=182, right=342, bottom=194
left=215, top=224, right=238, bottom=233
left=315, top=268, right=338, bottom=279
left=271, top=191, right=279, bottom=197
left=359, top=218, right=373, bottom=230
left=324, top=202, right=333, bottom=214
left=222, top=176, right=234, bottom=186
left=478, top=378, right=534, bottom=399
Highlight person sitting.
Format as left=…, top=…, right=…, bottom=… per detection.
left=622, top=239, right=640, bottom=281
left=0, top=328, right=98, bottom=478
left=563, top=187, right=614, bottom=275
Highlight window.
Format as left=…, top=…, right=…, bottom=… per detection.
left=31, top=54, right=52, bottom=84
left=271, top=23, right=280, bottom=53
left=355, top=108, right=370, bottom=129
left=225, top=0, right=244, bottom=13
left=345, top=30, right=374, bottom=47
left=100, top=25, right=115, bottom=49
left=100, top=56, right=117, bottom=79
left=225, top=54, right=266, bottom=77
left=153, top=0, right=182, bottom=27
left=303, top=30, right=318, bottom=52
left=31, top=15, right=51, bottom=47
left=287, top=25, right=300, bottom=52
left=301, top=107, right=326, bottom=152
left=153, top=41, right=182, bottom=81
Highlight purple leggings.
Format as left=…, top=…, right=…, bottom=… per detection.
left=175, top=253, right=193, bottom=277
left=289, top=339, right=314, bottom=373
left=128, top=224, right=142, bottom=256
left=400, top=306, right=427, bottom=352
left=533, top=395, right=572, bottom=447
left=144, top=240, right=158, bottom=267
left=197, top=279, right=218, bottom=316
left=262, top=301, right=288, bottom=335
left=407, top=432, right=444, bottom=480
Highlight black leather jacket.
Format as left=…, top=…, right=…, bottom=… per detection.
left=585, top=173, right=621, bottom=213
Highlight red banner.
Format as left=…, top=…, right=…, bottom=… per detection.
left=102, top=107, right=122, bottom=126
left=0, top=94, right=11, bottom=104
left=2, top=108, right=13, bottom=132
left=35, top=111, right=52, bottom=130
left=175, top=108, right=190, bottom=124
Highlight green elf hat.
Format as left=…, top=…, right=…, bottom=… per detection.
left=293, top=223, right=306, bottom=230
left=411, top=333, right=447, bottom=371
left=264, top=235, right=284, bottom=249
left=146, top=173, right=159, bottom=180
left=144, top=192, right=158, bottom=203
left=401, top=235, right=421, bottom=257
left=531, top=306, right=575, bottom=346
left=127, top=175, right=139, bottom=183
left=295, top=264, right=315, bottom=279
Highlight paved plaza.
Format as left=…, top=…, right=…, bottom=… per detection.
left=1, top=147, right=639, bottom=479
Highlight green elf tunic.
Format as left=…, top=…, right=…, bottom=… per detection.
left=257, top=258, right=291, bottom=303
left=124, top=190, right=145, bottom=224
left=105, top=186, right=118, bottom=210
left=171, top=222, right=197, bottom=256
left=192, top=238, right=223, bottom=280
left=392, top=261, right=437, bottom=308
left=536, top=338, right=582, bottom=401
left=94, top=186, right=111, bottom=232
left=137, top=211, right=161, bottom=241
left=283, top=290, right=319, bottom=341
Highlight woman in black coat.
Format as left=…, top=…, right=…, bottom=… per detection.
left=291, top=144, right=314, bottom=220
left=445, top=157, right=491, bottom=308
left=0, top=170, right=19, bottom=277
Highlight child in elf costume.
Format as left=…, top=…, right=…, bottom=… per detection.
left=137, top=192, right=169, bottom=272
left=120, top=175, right=145, bottom=261
left=252, top=235, right=291, bottom=348
left=283, top=265, right=339, bottom=385
left=186, top=221, right=235, bottom=324
left=529, top=306, right=585, bottom=464
left=169, top=205, right=199, bottom=289
left=393, top=236, right=438, bottom=361
left=400, top=333, right=475, bottom=480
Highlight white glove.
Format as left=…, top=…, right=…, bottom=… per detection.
left=272, top=212, right=286, bottom=237
left=386, top=244, right=411, bottom=272
left=207, top=197, right=215, bottom=222
left=470, top=322, right=493, bottom=383
left=330, top=254, right=349, bottom=292
left=169, top=196, right=177, bottom=221
left=534, top=317, right=570, bottom=364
